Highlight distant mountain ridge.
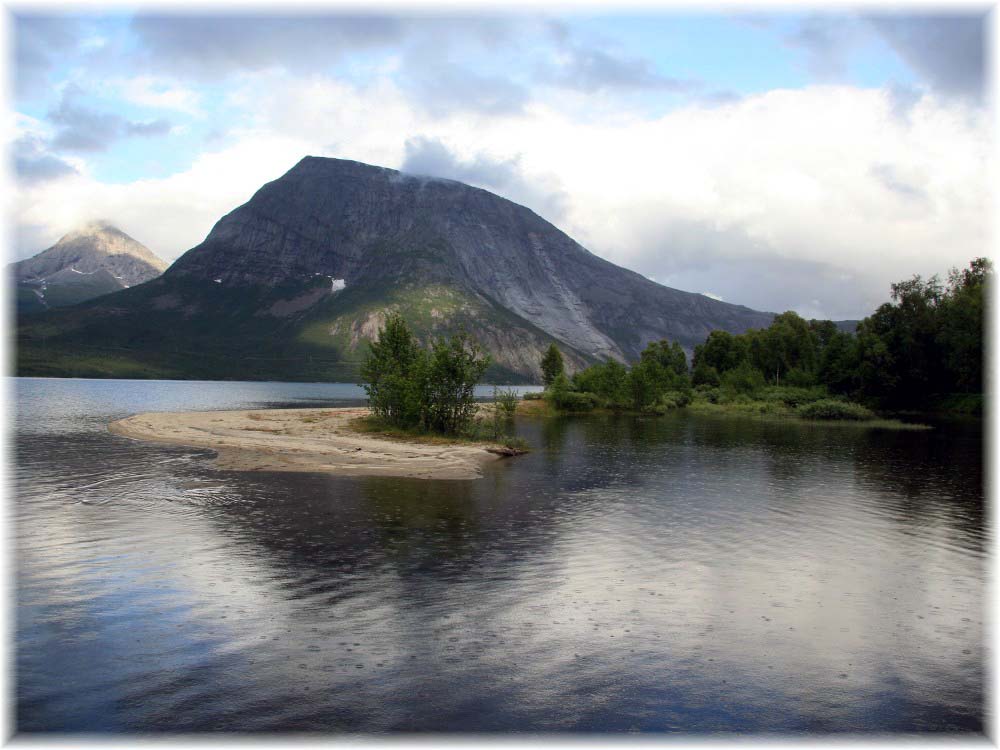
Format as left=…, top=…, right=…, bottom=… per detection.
left=13, top=222, right=168, bottom=312
left=17, top=158, right=775, bottom=382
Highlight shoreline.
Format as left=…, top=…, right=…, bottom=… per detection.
left=519, top=396, right=931, bottom=429
left=108, top=407, right=508, bottom=480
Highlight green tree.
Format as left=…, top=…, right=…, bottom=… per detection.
left=938, top=258, right=989, bottom=392
left=423, top=331, right=491, bottom=434
left=573, top=358, right=630, bottom=407
left=856, top=274, right=944, bottom=406
left=640, top=339, right=688, bottom=377
left=541, top=344, right=565, bottom=387
left=852, top=258, right=990, bottom=406
left=627, top=360, right=660, bottom=411
left=692, top=330, right=749, bottom=374
left=720, top=360, right=766, bottom=397
left=360, top=313, right=427, bottom=428
left=361, top=316, right=492, bottom=435
left=620, top=340, right=691, bottom=411
left=810, top=319, right=840, bottom=348
left=817, top=329, right=859, bottom=395
left=749, top=311, right=818, bottom=385
left=692, top=361, right=720, bottom=387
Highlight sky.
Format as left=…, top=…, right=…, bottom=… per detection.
left=8, top=4, right=993, bottom=320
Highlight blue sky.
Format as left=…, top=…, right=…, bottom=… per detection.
left=11, top=8, right=991, bottom=320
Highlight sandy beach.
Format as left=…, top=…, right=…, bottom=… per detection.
left=108, top=407, right=507, bottom=480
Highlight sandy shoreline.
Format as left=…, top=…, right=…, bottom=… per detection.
left=108, top=407, right=507, bottom=480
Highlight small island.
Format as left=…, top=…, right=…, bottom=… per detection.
left=109, top=406, right=517, bottom=480
left=110, top=315, right=530, bottom=480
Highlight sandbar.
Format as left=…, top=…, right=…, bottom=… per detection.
left=108, top=407, right=507, bottom=480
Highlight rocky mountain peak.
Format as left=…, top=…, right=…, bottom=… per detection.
left=12, top=222, right=169, bottom=312
left=162, top=156, right=775, bottom=365
left=49, top=221, right=168, bottom=272
left=16, top=157, right=775, bottom=380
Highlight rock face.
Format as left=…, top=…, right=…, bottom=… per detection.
left=13, top=222, right=168, bottom=312
left=17, top=158, right=775, bottom=382
left=168, top=157, right=772, bottom=362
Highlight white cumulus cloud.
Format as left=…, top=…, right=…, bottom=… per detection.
left=13, top=74, right=990, bottom=320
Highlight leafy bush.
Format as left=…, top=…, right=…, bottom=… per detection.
left=759, top=385, right=828, bottom=407
left=797, top=399, right=874, bottom=421
left=494, top=387, right=520, bottom=418
left=361, top=314, right=490, bottom=435
left=694, top=385, right=721, bottom=403
left=480, top=387, right=521, bottom=440
left=551, top=390, right=599, bottom=411
left=783, top=367, right=818, bottom=387
left=523, top=391, right=544, bottom=400
left=658, top=390, right=692, bottom=409
left=499, top=435, right=531, bottom=453
left=720, top=361, right=766, bottom=397
left=934, top=393, right=983, bottom=415
left=692, top=362, right=720, bottom=387
left=572, top=359, right=629, bottom=405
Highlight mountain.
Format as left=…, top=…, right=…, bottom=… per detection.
left=16, top=157, right=774, bottom=382
left=12, top=221, right=168, bottom=313
left=834, top=320, right=860, bottom=334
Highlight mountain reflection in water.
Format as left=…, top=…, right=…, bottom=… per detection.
left=14, top=378, right=984, bottom=733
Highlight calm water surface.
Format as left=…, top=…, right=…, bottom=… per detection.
left=13, top=377, right=986, bottom=733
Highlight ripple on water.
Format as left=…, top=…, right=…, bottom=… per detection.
left=12, top=379, right=986, bottom=733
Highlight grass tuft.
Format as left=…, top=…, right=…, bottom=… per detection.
left=347, top=415, right=531, bottom=452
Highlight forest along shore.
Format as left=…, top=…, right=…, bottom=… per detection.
left=108, top=407, right=507, bottom=480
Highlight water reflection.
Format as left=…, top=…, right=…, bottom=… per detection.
left=13, top=378, right=985, bottom=733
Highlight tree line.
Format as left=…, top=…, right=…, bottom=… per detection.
left=540, top=340, right=692, bottom=414
left=540, top=257, right=989, bottom=413
left=360, top=258, right=987, bottom=431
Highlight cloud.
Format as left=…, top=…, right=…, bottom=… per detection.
left=390, top=18, right=540, bottom=117
left=782, top=13, right=985, bottom=102
left=15, top=222, right=60, bottom=257
left=867, top=14, right=985, bottom=100
left=402, top=136, right=516, bottom=184
left=784, top=15, right=869, bottom=79
left=400, top=136, right=568, bottom=222
left=885, top=82, right=923, bottom=121
left=129, top=15, right=406, bottom=78
left=404, top=65, right=529, bottom=117
left=126, top=15, right=534, bottom=118
left=116, top=76, right=202, bottom=114
left=14, top=133, right=318, bottom=260
left=13, top=16, right=83, bottom=97
left=610, top=216, right=881, bottom=321
left=698, top=90, right=743, bottom=107
left=532, top=86, right=987, bottom=319
left=869, top=163, right=927, bottom=203
left=542, top=43, right=696, bottom=93
left=13, top=134, right=79, bottom=184
left=47, top=86, right=173, bottom=152
left=15, top=79, right=989, bottom=320
left=537, top=23, right=697, bottom=95
left=124, top=119, right=172, bottom=137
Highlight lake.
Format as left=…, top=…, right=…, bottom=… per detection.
left=12, top=377, right=985, bottom=733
